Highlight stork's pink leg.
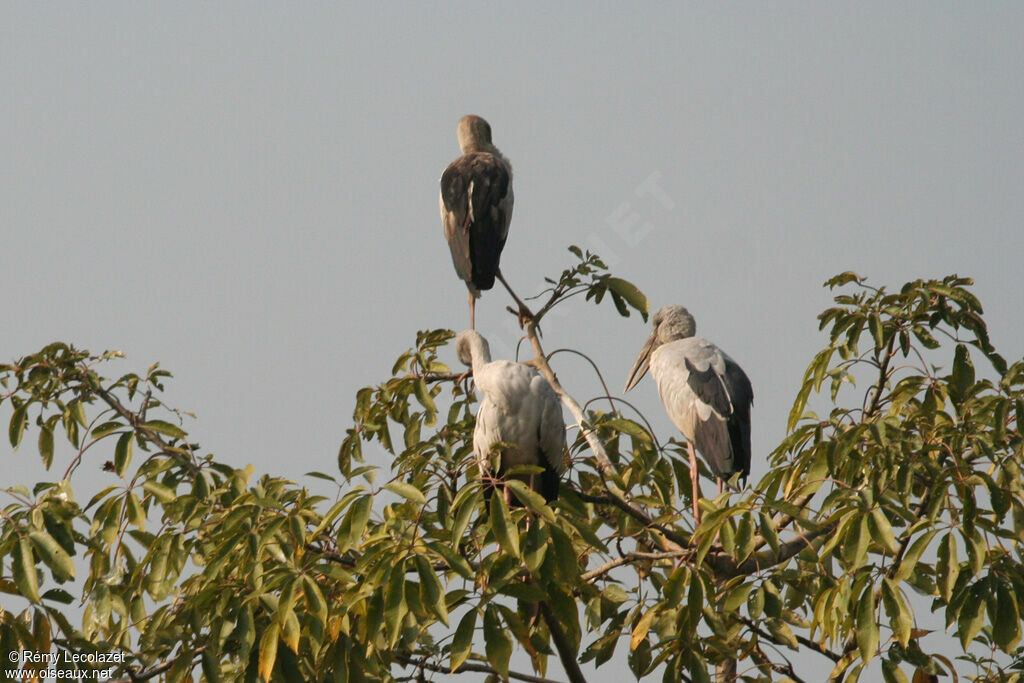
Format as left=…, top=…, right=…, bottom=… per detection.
left=469, top=291, right=476, bottom=330
left=688, top=442, right=702, bottom=524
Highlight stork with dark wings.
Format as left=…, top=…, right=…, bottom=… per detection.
left=625, top=305, right=753, bottom=523
left=440, top=115, right=521, bottom=329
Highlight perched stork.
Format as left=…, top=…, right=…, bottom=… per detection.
left=455, top=329, right=565, bottom=504
left=440, top=115, right=514, bottom=329
left=624, top=305, right=753, bottom=522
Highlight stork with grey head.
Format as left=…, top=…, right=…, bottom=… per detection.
left=625, top=305, right=753, bottom=523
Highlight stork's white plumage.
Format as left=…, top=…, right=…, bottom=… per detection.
left=440, top=116, right=514, bottom=329
left=455, top=329, right=565, bottom=503
left=625, top=305, right=753, bottom=521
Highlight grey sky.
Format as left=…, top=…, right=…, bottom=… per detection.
left=3, top=3, right=1023, bottom=679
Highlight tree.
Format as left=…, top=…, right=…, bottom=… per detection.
left=1, top=249, right=1023, bottom=682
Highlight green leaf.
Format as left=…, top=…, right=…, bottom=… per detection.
left=825, top=271, right=861, bottom=288
left=842, top=515, right=870, bottom=569
left=869, top=314, right=884, bottom=352
left=302, top=575, right=328, bottom=627
left=855, top=583, right=879, bottom=663
left=384, top=561, right=408, bottom=645
left=429, top=541, right=475, bottom=581
left=504, top=480, right=555, bottom=522
left=114, top=432, right=133, bottom=477
left=936, top=533, right=959, bottom=602
left=91, top=421, right=125, bottom=440
left=201, top=649, right=223, bottom=683
left=722, top=582, right=754, bottom=612
left=28, top=531, right=74, bottom=582
left=483, top=605, right=512, bottom=679
left=69, top=400, right=87, bottom=428
left=38, top=426, right=54, bottom=469
left=143, top=480, right=177, bottom=504
left=881, top=660, right=910, bottom=683
left=605, top=277, right=649, bottom=320
left=881, top=578, right=911, bottom=647
left=767, top=619, right=799, bottom=649
left=337, top=494, right=372, bottom=550
left=9, top=402, right=28, bottom=448
left=868, top=508, right=898, bottom=555
left=950, top=344, right=974, bottom=401
left=414, top=378, right=437, bottom=426
left=488, top=493, right=520, bottom=558
left=604, top=417, right=652, bottom=442
left=631, top=604, right=658, bottom=651
left=449, top=488, right=480, bottom=543
left=258, top=622, right=279, bottom=682
left=142, top=419, right=186, bottom=440
left=894, top=529, right=936, bottom=583
left=41, top=588, right=74, bottom=604
left=384, top=481, right=427, bottom=505
left=450, top=609, right=477, bottom=672
left=993, top=581, right=1022, bottom=652
left=415, top=555, right=448, bottom=626
left=126, top=492, right=146, bottom=531
left=14, top=537, right=40, bottom=603
left=957, top=582, right=986, bottom=649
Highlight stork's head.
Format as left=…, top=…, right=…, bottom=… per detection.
left=455, top=329, right=491, bottom=368
left=457, top=115, right=494, bottom=154
left=624, top=305, right=697, bottom=392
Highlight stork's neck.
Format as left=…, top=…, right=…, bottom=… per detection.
left=466, top=334, right=492, bottom=376
left=461, top=140, right=503, bottom=157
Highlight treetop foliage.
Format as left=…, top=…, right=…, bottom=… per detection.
left=1, top=249, right=1022, bottom=682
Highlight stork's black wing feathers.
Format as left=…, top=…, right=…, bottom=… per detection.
left=684, top=355, right=754, bottom=479
left=723, top=358, right=753, bottom=478
left=684, top=358, right=732, bottom=416
left=440, top=153, right=511, bottom=292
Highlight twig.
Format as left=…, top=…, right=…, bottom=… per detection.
left=393, top=651, right=562, bottom=683
left=107, top=645, right=206, bottom=682
left=94, top=386, right=199, bottom=475
left=580, top=550, right=685, bottom=583
left=738, top=616, right=839, bottom=663
left=705, top=524, right=835, bottom=578
left=576, top=491, right=691, bottom=550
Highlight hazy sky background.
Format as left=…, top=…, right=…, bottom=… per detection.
left=3, top=3, right=1023, bottom=680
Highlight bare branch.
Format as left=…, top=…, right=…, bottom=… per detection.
left=393, top=651, right=562, bottom=683
left=739, top=616, right=839, bottom=663
left=107, top=646, right=206, bottom=682
left=580, top=550, right=685, bottom=583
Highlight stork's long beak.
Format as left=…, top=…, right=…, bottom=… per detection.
left=624, top=333, right=656, bottom=392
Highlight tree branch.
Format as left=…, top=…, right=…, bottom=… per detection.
left=738, top=616, right=839, bottom=663
left=524, top=320, right=685, bottom=554
left=393, top=651, right=561, bottom=683
left=94, top=385, right=199, bottom=475
left=539, top=600, right=588, bottom=683
left=706, top=524, right=835, bottom=578
left=576, top=491, right=691, bottom=550
left=107, top=646, right=206, bottom=682
left=580, top=550, right=685, bottom=584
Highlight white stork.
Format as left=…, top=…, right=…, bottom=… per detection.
left=624, top=305, right=753, bottom=522
left=440, top=115, right=515, bottom=329
left=455, top=329, right=566, bottom=504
